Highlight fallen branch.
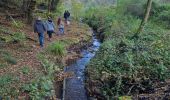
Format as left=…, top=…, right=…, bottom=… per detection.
left=26, top=36, right=37, bottom=42
left=127, top=85, right=135, bottom=95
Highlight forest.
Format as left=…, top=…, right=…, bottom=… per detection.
left=0, top=0, right=170, bottom=100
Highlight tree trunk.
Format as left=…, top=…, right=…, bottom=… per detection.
left=133, top=0, right=153, bottom=39
left=48, top=0, right=51, bottom=13
left=51, top=0, right=60, bottom=11
left=132, top=0, right=153, bottom=64
left=27, top=0, right=36, bottom=24
left=22, top=0, right=28, bottom=18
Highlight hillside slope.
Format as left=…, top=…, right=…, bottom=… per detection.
left=0, top=16, right=92, bottom=99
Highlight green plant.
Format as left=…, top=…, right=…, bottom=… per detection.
left=0, top=63, right=7, bottom=68
left=71, top=0, right=84, bottom=20
left=22, top=76, right=55, bottom=100
left=21, top=66, right=30, bottom=75
left=47, top=41, right=66, bottom=57
left=0, top=36, right=13, bottom=43
left=11, top=20, right=25, bottom=28
left=84, top=1, right=170, bottom=98
left=119, top=96, right=132, bottom=100
left=0, top=74, right=19, bottom=97
left=12, top=32, right=26, bottom=43
left=55, top=1, right=65, bottom=16
left=0, top=74, right=14, bottom=87
left=37, top=54, right=60, bottom=74
left=42, top=59, right=60, bottom=74
left=2, top=53, right=17, bottom=65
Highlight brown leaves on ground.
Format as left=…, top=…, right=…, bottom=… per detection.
left=0, top=17, right=92, bottom=97
left=55, top=72, right=74, bottom=82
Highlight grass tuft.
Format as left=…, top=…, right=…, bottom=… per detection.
left=21, top=66, right=30, bottom=75
left=2, top=53, right=17, bottom=65
left=47, top=41, right=66, bottom=57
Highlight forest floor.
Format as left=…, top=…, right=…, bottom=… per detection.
left=0, top=16, right=92, bottom=98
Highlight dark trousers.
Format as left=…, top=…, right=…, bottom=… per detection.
left=47, top=31, right=54, bottom=38
left=38, top=33, right=44, bottom=47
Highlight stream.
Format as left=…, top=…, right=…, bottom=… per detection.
left=63, top=33, right=101, bottom=100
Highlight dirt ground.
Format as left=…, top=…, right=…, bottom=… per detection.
left=0, top=16, right=92, bottom=98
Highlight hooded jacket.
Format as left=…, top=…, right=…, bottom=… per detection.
left=46, top=20, right=55, bottom=31
left=34, top=20, right=46, bottom=33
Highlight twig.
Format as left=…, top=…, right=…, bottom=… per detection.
left=127, top=85, right=135, bottom=95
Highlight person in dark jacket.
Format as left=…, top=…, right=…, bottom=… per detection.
left=64, top=10, right=71, bottom=25
left=34, top=17, right=46, bottom=47
left=66, top=10, right=70, bottom=19
left=64, top=10, right=67, bottom=22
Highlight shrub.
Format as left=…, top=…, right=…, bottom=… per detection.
left=0, top=74, right=14, bottom=87
left=47, top=42, right=66, bottom=57
left=11, top=20, right=25, bottom=28
left=37, top=52, right=61, bottom=73
left=22, top=57, right=59, bottom=99
left=0, top=74, right=19, bottom=97
left=85, top=4, right=170, bottom=99
left=21, top=66, right=30, bottom=75
left=126, top=4, right=144, bottom=18
left=0, top=64, right=7, bottom=69
left=12, top=32, right=26, bottom=43
left=147, top=2, right=170, bottom=28
left=22, top=76, right=55, bottom=100
left=87, top=27, right=170, bottom=98
left=71, top=0, right=84, bottom=20
left=2, top=53, right=17, bottom=65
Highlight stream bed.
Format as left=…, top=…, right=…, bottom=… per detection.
left=63, top=33, right=101, bottom=100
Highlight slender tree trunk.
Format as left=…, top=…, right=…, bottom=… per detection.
left=22, top=0, right=28, bottom=18
left=133, top=0, right=153, bottom=64
left=27, top=0, right=36, bottom=24
left=133, top=0, right=153, bottom=39
left=48, top=0, right=51, bottom=13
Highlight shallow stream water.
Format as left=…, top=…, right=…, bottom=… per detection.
left=64, top=33, right=101, bottom=100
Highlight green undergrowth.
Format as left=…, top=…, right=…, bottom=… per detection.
left=11, top=20, right=25, bottom=29
left=0, top=64, right=7, bottom=69
left=22, top=75, right=55, bottom=100
left=19, top=19, right=92, bottom=99
left=84, top=1, right=170, bottom=99
left=0, top=27, right=26, bottom=43
left=21, top=66, right=30, bottom=75
left=3, top=54, right=17, bottom=65
left=0, top=50, right=17, bottom=65
left=0, top=74, right=20, bottom=98
left=21, top=54, right=61, bottom=99
left=47, top=41, right=66, bottom=57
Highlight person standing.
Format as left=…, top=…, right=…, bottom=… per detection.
left=66, top=10, right=71, bottom=25
left=67, top=10, right=70, bottom=20
left=64, top=10, right=68, bottom=23
left=34, top=16, right=46, bottom=47
left=57, top=17, right=64, bottom=35
left=46, top=17, right=55, bottom=41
